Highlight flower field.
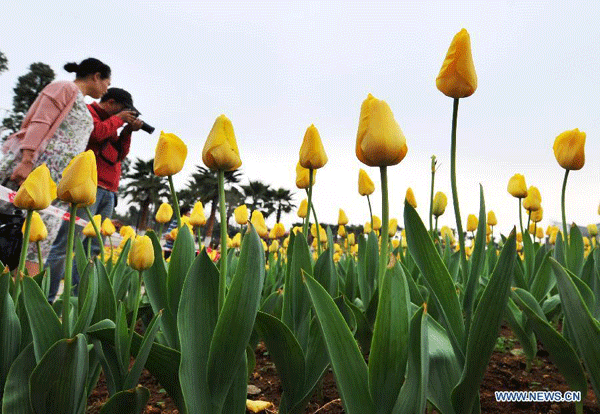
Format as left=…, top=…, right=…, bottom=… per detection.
left=2, top=28, right=599, bottom=414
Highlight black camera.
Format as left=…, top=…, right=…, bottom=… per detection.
left=130, top=110, right=155, bottom=134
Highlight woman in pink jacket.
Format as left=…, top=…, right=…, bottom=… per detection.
left=0, top=57, right=112, bottom=266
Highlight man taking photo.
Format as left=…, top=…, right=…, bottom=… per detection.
left=46, top=87, right=142, bottom=302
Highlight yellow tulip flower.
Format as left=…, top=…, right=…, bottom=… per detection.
left=128, top=235, right=155, bottom=271
left=234, top=204, right=248, bottom=225
left=190, top=201, right=206, bottom=226
left=295, top=162, right=317, bottom=189
left=358, top=168, right=375, bottom=196
left=251, top=210, right=268, bottom=238
left=356, top=94, right=407, bottom=167
left=154, top=131, right=188, bottom=176
left=364, top=222, right=372, bottom=234
left=13, top=163, right=56, bottom=210
left=405, top=188, right=417, bottom=209
left=432, top=192, right=448, bottom=217
left=347, top=233, right=356, bottom=246
left=338, top=209, right=349, bottom=226
left=523, top=186, right=541, bottom=212
left=155, top=203, right=173, bottom=224
left=466, top=214, right=478, bottom=232
left=338, top=225, right=346, bottom=238
left=23, top=211, right=47, bottom=242
left=372, top=215, right=382, bottom=231
left=388, top=218, right=398, bottom=237
left=487, top=211, right=497, bottom=227
left=202, top=115, right=242, bottom=171
left=57, top=150, right=97, bottom=206
left=436, top=28, right=477, bottom=98
left=269, top=240, right=280, bottom=253
left=553, top=128, right=586, bottom=171
left=529, top=206, right=543, bottom=223
left=83, top=215, right=101, bottom=238
left=297, top=198, right=308, bottom=218
left=507, top=174, right=528, bottom=198
left=536, top=226, right=544, bottom=240
left=101, top=218, right=116, bottom=236
left=299, top=124, right=328, bottom=170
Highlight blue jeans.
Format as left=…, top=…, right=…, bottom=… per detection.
left=46, top=187, right=116, bottom=302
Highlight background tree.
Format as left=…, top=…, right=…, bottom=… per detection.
left=269, top=187, right=295, bottom=223
left=120, top=158, right=170, bottom=231
left=0, top=51, right=7, bottom=74
left=2, top=62, right=55, bottom=134
left=180, top=165, right=243, bottom=244
left=242, top=180, right=276, bottom=218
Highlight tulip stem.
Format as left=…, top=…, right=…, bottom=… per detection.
left=14, top=209, right=33, bottom=303
left=37, top=241, right=43, bottom=274
left=366, top=194, right=374, bottom=229
left=62, top=203, right=77, bottom=337
left=303, top=168, right=314, bottom=238
left=449, top=98, right=468, bottom=283
left=518, top=199, right=524, bottom=236
left=378, top=166, right=389, bottom=295
left=429, top=155, right=437, bottom=235
left=129, top=270, right=143, bottom=348
left=85, top=207, right=105, bottom=264
left=434, top=216, right=439, bottom=238
left=218, top=170, right=227, bottom=312
left=109, top=236, right=113, bottom=263
left=561, top=169, right=570, bottom=254
left=158, top=223, right=164, bottom=241
left=168, top=175, right=181, bottom=228
left=310, top=202, right=322, bottom=257
left=196, top=227, right=203, bottom=251
left=87, top=238, right=92, bottom=258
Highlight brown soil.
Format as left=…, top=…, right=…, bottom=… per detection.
left=86, top=325, right=598, bottom=413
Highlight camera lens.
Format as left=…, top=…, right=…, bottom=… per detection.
left=140, top=122, right=155, bottom=134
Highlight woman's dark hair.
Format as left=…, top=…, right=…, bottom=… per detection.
left=180, top=205, right=192, bottom=216
left=64, top=58, right=111, bottom=79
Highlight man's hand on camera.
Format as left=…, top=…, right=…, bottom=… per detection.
left=116, top=110, right=137, bottom=124
left=128, top=118, right=143, bottom=131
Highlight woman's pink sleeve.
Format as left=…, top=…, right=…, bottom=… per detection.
left=19, top=94, right=64, bottom=152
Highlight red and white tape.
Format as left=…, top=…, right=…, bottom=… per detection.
left=0, top=184, right=88, bottom=227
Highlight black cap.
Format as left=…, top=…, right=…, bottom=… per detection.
left=101, top=87, right=140, bottom=114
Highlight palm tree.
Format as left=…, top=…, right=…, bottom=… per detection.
left=181, top=166, right=243, bottom=244
left=268, top=187, right=296, bottom=223
left=120, top=158, right=170, bottom=231
left=242, top=180, right=277, bottom=219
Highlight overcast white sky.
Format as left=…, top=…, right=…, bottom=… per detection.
left=1, top=1, right=598, bottom=235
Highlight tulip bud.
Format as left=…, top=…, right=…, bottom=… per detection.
left=338, top=209, right=349, bottom=226
left=154, top=131, right=188, bottom=176
left=297, top=198, right=308, bottom=218
left=528, top=223, right=537, bottom=235
left=466, top=214, right=478, bottom=232
left=347, top=233, right=356, bottom=246
left=101, top=218, right=116, bottom=236
left=251, top=210, right=268, bottom=238
left=436, top=28, right=477, bottom=98
left=299, top=124, right=328, bottom=170
left=155, top=203, right=173, bottom=224
left=202, top=115, right=242, bottom=171
left=262, top=240, right=268, bottom=252
left=13, top=164, right=57, bottom=210
left=391, top=239, right=400, bottom=249
left=364, top=222, right=372, bottom=234
left=432, top=192, right=447, bottom=217
left=553, top=128, right=586, bottom=171
left=231, top=232, right=242, bottom=248
left=372, top=215, right=382, bottom=231
left=536, top=227, right=544, bottom=240
left=507, top=174, right=528, bottom=198
left=486, top=224, right=491, bottom=236
left=405, top=188, right=417, bottom=209
left=295, top=162, right=317, bottom=189
left=388, top=218, right=398, bottom=237
left=23, top=211, right=47, bottom=242
left=234, top=204, right=248, bottom=225
left=269, top=240, right=279, bottom=253
left=356, top=94, right=408, bottom=167
left=57, top=150, right=97, bottom=206
left=128, top=235, right=155, bottom=271
left=358, top=169, right=375, bottom=196
left=516, top=232, right=523, bottom=243
left=487, top=211, right=497, bottom=226
left=190, top=201, right=206, bottom=226
left=83, top=215, right=101, bottom=238
left=587, top=224, right=598, bottom=237
left=529, top=206, right=543, bottom=223
left=523, top=186, right=541, bottom=212
left=338, top=225, right=346, bottom=238
left=441, top=226, right=454, bottom=242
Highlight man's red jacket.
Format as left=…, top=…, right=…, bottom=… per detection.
left=86, top=102, right=131, bottom=192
